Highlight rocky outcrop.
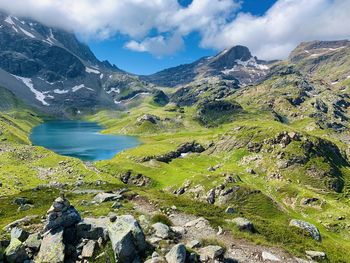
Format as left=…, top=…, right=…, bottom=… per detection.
left=143, top=141, right=205, bottom=163
left=107, top=215, right=147, bottom=263
left=36, top=228, right=65, bottom=263
left=289, top=219, right=321, bottom=241
left=4, top=238, right=29, bottom=263
left=120, top=171, right=152, bottom=186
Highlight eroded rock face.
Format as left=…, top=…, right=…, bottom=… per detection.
left=107, top=215, right=147, bottom=263
left=289, top=219, right=321, bottom=241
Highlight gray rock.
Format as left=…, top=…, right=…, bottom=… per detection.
left=44, top=197, right=81, bottom=232
left=13, top=197, right=31, bottom=206
left=4, top=238, right=29, bottom=263
left=305, top=250, right=326, bottom=260
left=199, top=245, right=224, bottom=262
left=17, top=204, right=34, bottom=212
left=24, top=233, right=42, bottom=251
left=206, top=188, right=216, bottom=204
left=112, top=202, right=122, bottom=209
left=11, top=227, right=29, bottom=242
left=225, top=207, right=236, bottom=214
left=231, top=217, right=255, bottom=232
left=289, top=220, right=321, bottom=241
left=165, top=244, right=187, bottom=263
left=107, top=215, right=147, bottom=263
left=152, top=222, right=171, bottom=239
left=36, top=228, right=65, bottom=263
left=262, top=251, right=280, bottom=261
left=3, top=215, right=39, bottom=232
left=76, top=217, right=109, bottom=241
left=94, top=192, right=123, bottom=203
left=186, top=240, right=201, bottom=249
left=82, top=240, right=96, bottom=258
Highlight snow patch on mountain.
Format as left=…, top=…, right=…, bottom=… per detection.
left=4, top=16, right=15, bottom=25
left=53, top=89, right=69, bottom=94
left=19, top=27, right=35, bottom=38
left=106, top=87, right=120, bottom=94
left=72, top=84, right=94, bottom=92
left=13, top=75, right=50, bottom=106
left=85, top=67, right=100, bottom=74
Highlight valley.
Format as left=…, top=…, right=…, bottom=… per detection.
left=0, top=11, right=349, bottom=263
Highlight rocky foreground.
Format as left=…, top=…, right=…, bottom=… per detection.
left=0, top=191, right=327, bottom=263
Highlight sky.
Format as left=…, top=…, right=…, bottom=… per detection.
left=0, top=0, right=349, bottom=75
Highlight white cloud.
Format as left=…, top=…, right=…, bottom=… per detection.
left=200, top=0, right=350, bottom=60
left=125, top=34, right=184, bottom=57
left=0, top=0, right=349, bottom=60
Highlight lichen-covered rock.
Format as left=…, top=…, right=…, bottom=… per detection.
left=10, top=227, right=29, bottom=242
left=289, top=219, right=321, bottom=241
left=199, top=245, right=224, bottom=262
left=152, top=222, right=171, bottom=239
left=76, top=217, right=109, bottom=241
left=36, top=228, right=65, bottom=263
left=93, top=192, right=123, bottom=203
left=4, top=238, right=28, bottom=263
left=165, top=244, right=187, bottom=263
left=24, top=233, right=42, bottom=252
left=107, top=215, right=147, bottom=263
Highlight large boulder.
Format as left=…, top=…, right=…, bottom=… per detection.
left=289, top=219, right=321, bottom=241
left=44, top=197, right=81, bottom=232
left=107, top=215, right=147, bottom=263
left=76, top=217, right=109, bottom=241
left=36, top=228, right=65, bottom=263
left=4, top=238, right=29, bottom=263
left=10, top=227, right=29, bottom=242
left=24, top=233, right=42, bottom=252
left=165, top=244, right=187, bottom=263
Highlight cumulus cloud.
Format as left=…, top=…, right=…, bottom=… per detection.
left=0, top=0, right=349, bottom=59
left=200, top=0, right=350, bottom=60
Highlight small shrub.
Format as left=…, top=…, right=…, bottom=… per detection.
left=151, top=213, right=173, bottom=226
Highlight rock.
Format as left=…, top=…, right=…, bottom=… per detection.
left=93, top=192, right=123, bottom=203
left=206, top=188, right=216, bottom=204
left=17, top=204, right=34, bottom=212
left=262, top=251, right=280, bottom=261
left=301, top=198, right=319, bottom=206
left=199, top=245, right=225, bottom=262
left=76, top=217, right=109, bottom=241
left=225, top=207, right=236, bottom=214
left=120, top=171, right=151, bottom=186
left=112, top=202, right=122, bottom=209
left=82, top=240, right=96, bottom=258
left=231, top=217, right=255, bottom=232
left=13, top=197, right=31, bottom=206
left=186, top=240, right=201, bottom=249
left=11, top=227, right=29, bottom=242
left=3, top=215, right=39, bottom=232
left=289, top=220, right=321, bottom=241
left=107, top=215, right=147, bottom=263
left=36, top=228, right=65, bottom=263
left=24, top=233, right=42, bottom=251
left=44, top=197, right=81, bottom=232
left=4, top=238, right=29, bottom=263
left=185, top=217, right=210, bottom=229
left=165, top=244, right=187, bottom=263
left=171, top=226, right=185, bottom=236
left=305, top=250, right=326, bottom=260
left=137, top=114, right=160, bottom=124
left=152, top=222, right=171, bottom=239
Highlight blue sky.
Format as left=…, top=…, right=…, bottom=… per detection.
left=88, top=0, right=277, bottom=75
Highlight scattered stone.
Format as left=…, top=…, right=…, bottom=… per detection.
left=107, top=215, right=147, bottom=263
left=305, top=250, right=326, bottom=260
left=186, top=240, right=201, bottom=249
left=262, top=251, right=281, bottom=261
left=17, top=204, right=34, bottom=212
left=165, top=244, right=187, bottom=263
left=171, top=226, right=185, bottom=236
left=93, top=192, right=123, bottom=203
left=301, top=198, right=319, bottom=206
left=225, top=207, right=236, bottom=214
left=3, top=215, right=39, bottom=232
left=152, top=222, right=171, bottom=239
left=36, top=228, right=65, bottom=263
left=206, top=188, right=216, bottom=204
left=246, top=168, right=256, bottom=175
left=185, top=217, right=210, bottom=229
left=231, top=217, right=255, bottom=232
left=111, top=202, right=122, bottom=209
left=24, top=233, right=42, bottom=251
left=13, top=197, right=31, bottom=206
left=81, top=240, right=96, bottom=258
left=289, top=219, right=321, bottom=241
left=199, top=245, right=225, bottom=262
left=217, top=226, right=223, bottom=235
left=44, top=196, right=81, bottom=232
left=4, top=238, right=29, bottom=263
left=11, top=227, right=29, bottom=242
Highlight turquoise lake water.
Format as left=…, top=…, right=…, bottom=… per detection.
left=30, top=120, right=140, bottom=161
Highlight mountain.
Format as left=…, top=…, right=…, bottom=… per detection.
left=0, top=11, right=159, bottom=116
left=142, top=45, right=273, bottom=87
